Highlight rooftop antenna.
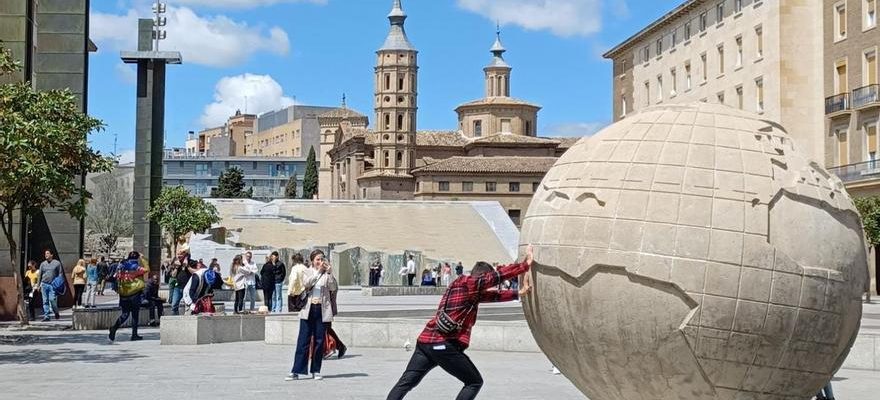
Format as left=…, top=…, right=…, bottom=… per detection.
left=342, top=92, right=347, bottom=108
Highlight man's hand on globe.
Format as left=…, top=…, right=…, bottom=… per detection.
left=524, top=244, right=533, bottom=267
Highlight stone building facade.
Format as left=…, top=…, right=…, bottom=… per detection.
left=321, top=0, right=571, bottom=223
left=603, top=0, right=825, bottom=163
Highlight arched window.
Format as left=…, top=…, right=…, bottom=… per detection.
left=398, top=74, right=405, bottom=91
left=384, top=151, right=390, bottom=167
left=384, top=73, right=391, bottom=90
left=384, top=114, right=391, bottom=130
left=397, top=114, right=404, bottom=131
left=496, top=76, right=502, bottom=97
left=396, top=151, right=403, bottom=167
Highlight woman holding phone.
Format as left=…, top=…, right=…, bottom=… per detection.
left=286, top=249, right=337, bottom=381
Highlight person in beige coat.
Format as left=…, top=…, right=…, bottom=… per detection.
left=287, top=249, right=336, bottom=381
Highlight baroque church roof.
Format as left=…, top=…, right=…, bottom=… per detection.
left=412, top=156, right=558, bottom=175
left=456, top=96, right=541, bottom=109
left=319, top=107, right=367, bottom=120
left=467, top=133, right=559, bottom=146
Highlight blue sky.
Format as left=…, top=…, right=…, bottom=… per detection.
left=88, top=0, right=674, bottom=161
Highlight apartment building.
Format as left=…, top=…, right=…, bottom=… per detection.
left=604, top=0, right=825, bottom=162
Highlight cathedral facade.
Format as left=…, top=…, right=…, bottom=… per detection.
left=318, top=0, right=575, bottom=224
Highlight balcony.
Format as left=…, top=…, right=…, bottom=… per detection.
left=852, top=84, right=880, bottom=109
left=825, top=93, right=850, bottom=115
left=828, top=160, right=880, bottom=184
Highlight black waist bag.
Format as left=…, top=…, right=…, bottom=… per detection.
left=435, top=279, right=482, bottom=335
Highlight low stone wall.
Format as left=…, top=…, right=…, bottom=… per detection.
left=71, top=303, right=225, bottom=330
left=361, top=286, right=447, bottom=296
left=160, top=314, right=266, bottom=345
left=264, top=316, right=539, bottom=353
left=157, top=289, right=264, bottom=302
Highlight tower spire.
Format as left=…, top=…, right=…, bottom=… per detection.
left=380, top=0, right=415, bottom=51
left=341, top=93, right=347, bottom=109
left=489, top=25, right=508, bottom=67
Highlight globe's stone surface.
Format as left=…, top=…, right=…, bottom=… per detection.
left=520, top=103, right=867, bottom=400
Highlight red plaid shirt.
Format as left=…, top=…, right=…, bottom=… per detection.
left=417, top=261, right=529, bottom=349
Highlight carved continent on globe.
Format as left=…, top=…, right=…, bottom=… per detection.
left=520, top=103, right=866, bottom=400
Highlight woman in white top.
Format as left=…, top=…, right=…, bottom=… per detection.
left=230, top=255, right=248, bottom=314
left=287, top=249, right=337, bottom=381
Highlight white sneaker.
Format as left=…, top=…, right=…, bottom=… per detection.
left=313, top=373, right=323, bottom=380
left=551, top=367, right=561, bottom=375
left=284, top=374, right=298, bottom=381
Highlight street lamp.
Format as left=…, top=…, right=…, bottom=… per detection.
left=152, top=1, right=167, bottom=51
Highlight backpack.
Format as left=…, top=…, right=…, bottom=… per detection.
left=51, top=275, right=67, bottom=296
left=205, top=269, right=218, bottom=287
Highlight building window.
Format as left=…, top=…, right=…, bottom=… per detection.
left=508, top=209, right=521, bottom=226
left=699, top=12, right=708, bottom=31
left=509, top=182, right=520, bottom=192
left=685, top=61, right=692, bottom=90
left=868, top=0, right=878, bottom=29
left=735, top=36, right=743, bottom=67
left=526, top=120, right=532, bottom=135
left=755, top=77, right=765, bottom=113
left=501, top=119, right=512, bottom=133
left=383, top=151, right=390, bottom=167
left=671, top=30, right=678, bottom=46
left=439, top=181, right=450, bottom=192
left=657, top=75, right=663, bottom=102
left=474, top=120, right=482, bottom=137
left=735, top=0, right=743, bottom=13
left=716, top=2, right=724, bottom=23
left=836, top=60, right=849, bottom=93
left=396, top=151, right=403, bottom=167
left=671, top=68, right=679, bottom=96
left=684, top=22, right=692, bottom=40
left=755, top=25, right=763, bottom=58
left=700, top=53, right=708, bottom=82
left=397, top=114, right=404, bottom=131
left=867, top=122, right=878, bottom=166
left=398, top=76, right=405, bottom=91
left=486, top=182, right=497, bottom=192
left=838, top=129, right=849, bottom=165
left=620, top=95, right=627, bottom=118
left=384, top=73, right=391, bottom=90
left=195, top=163, right=209, bottom=176
left=655, top=38, right=663, bottom=56
left=836, top=3, right=848, bottom=40
left=717, top=91, right=725, bottom=105
left=642, top=46, right=650, bottom=63
left=736, top=85, right=744, bottom=109
left=462, top=181, right=474, bottom=192
left=865, top=50, right=878, bottom=85
left=717, top=45, right=725, bottom=75
left=644, top=81, right=651, bottom=106
left=384, top=113, right=391, bottom=130
left=532, top=182, right=540, bottom=192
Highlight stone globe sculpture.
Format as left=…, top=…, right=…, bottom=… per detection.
left=520, top=103, right=866, bottom=400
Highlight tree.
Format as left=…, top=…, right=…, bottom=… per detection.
left=302, top=146, right=318, bottom=199
left=148, top=186, right=221, bottom=258
left=855, top=196, right=880, bottom=247
left=0, top=46, right=113, bottom=324
left=86, top=173, right=133, bottom=254
left=211, top=166, right=252, bottom=198
left=284, top=175, right=298, bottom=199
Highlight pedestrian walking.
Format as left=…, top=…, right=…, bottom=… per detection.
left=97, top=256, right=108, bottom=295
left=369, top=258, right=383, bottom=287
left=24, top=260, right=39, bottom=321
left=455, top=261, right=464, bottom=277
left=72, top=259, right=87, bottom=309
left=441, top=262, right=452, bottom=287
left=230, top=255, right=248, bottom=314
left=144, top=273, right=163, bottom=326
left=109, top=251, right=148, bottom=342
left=85, top=258, right=99, bottom=308
left=386, top=246, right=534, bottom=400
left=261, top=252, right=280, bottom=312
left=171, top=250, right=198, bottom=315
left=37, top=249, right=63, bottom=321
left=243, top=251, right=259, bottom=311
left=286, top=249, right=335, bottom=381
left=273, top=254, right=287, bottom=313
left=406, top=255, right=416, bottom=286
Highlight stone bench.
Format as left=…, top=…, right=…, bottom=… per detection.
left=264, top=315, right=540, bottom=353
left=72, top=303, right=225, bottom=330
left=160, top=314, right=266, bottom=345
left=361, top=286, right=447, bottom=296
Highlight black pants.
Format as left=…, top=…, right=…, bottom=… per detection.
left=263, top=286, right=274, bottom=311
left=234, top=289, right=245, bottom=313
left=407, top=274, right=416, bottom=286
left=369, top=269, right=380, bottom=286
left=387, top=341, right=483, bottom=400
left=147, top=298, right=163, bottom=321
left=74, top=284, right=85, bottom=306
left=112, top=293, right=142, bottom=336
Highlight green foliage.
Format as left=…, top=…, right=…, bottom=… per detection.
left=211, top=166, right=252, bottom=198
left=0, top=44, right=113, bottom=323
left=147, top=186, right=221, bottom=248
left=855, top=196, right=880, bottom=246
left=302, top=146, right=318, bottom=199
left=284, top=175, right=298, bottom=199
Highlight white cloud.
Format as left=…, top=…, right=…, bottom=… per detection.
left=456, top=0, right=603, bottom=37
left=200, top=73, right=295, bottom=128
left=546, top=121, right=608, bottom=137
left=90, top=6, right=290, bottom=68
left=174, top=0, right=328, bottom=8
left=115, top=64, right=137, bottom=84
left=117, top=149, right=136, bottom=164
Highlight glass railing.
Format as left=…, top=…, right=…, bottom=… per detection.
left=825, top=93, right=850, bottom=114
left=853, top=84, right=880, bottom=109
left=828, top=159, right=880, bottom=183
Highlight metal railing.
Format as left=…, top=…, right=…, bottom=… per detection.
left=853, top=84, right=880, bottom=109
left=827, top=159, right=880, bottom=183
left=825, top=93, right=850, bottom=114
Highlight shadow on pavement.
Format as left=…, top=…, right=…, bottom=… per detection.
left=0, top=331, right=159, bottom=346
left=321, top=373, right=369, bottom=379
left=0, top=348, right=148, bottom=365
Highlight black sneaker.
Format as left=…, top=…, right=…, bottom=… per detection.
left=131, top=335, right=144, bottom=342
left=54, top=312, right=60, bottom=320
left=109, top=326, right=117, bottom=342
left=338, top=345, right=347, bottom=359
